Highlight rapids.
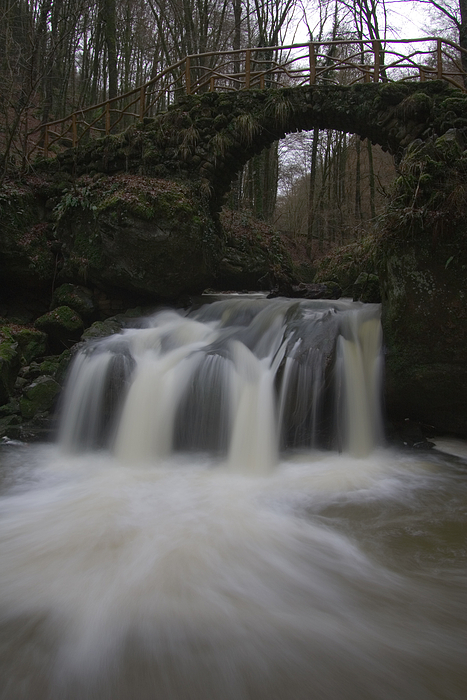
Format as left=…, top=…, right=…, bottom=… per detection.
left=0, top=296, right=465, bottom=700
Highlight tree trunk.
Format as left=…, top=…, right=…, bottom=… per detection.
left=103, top=0, right=118, bottom=99
left=459, top=0, right=467, bottom=87
left=307, top=125, right=319, bottom=251
left=366, top=138, right=376, bottom=219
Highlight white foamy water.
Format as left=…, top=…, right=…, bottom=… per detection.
left=0, top=298, right=466, bottom=699
left=0, top=445, right=466, bottom=699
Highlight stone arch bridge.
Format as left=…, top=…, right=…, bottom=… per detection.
left=56, top=80, right=467, bottom=212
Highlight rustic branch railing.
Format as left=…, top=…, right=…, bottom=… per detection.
left=26, top=37, right=467, bottom=160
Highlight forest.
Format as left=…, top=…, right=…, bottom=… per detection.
left=1, top=0, right=466, bottom=256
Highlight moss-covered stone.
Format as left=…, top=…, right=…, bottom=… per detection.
left=313, top=236, right=378, bottom=294
left=378, top=132, right=467, bottom=435
left=52, top=284, right=96, bottom=320
left=352, top=273, right=381, bottom=303
left=20, top=375, right=61, bottom=420
left=0, top=182, right=56, bottom=293
left=0, top=328, right=20, bottom=405
left=34, top=306, right=84, bottom=350
left=10, top=327, right=48, bottom=363
left=81, top=318, right=125, bottom=340
left=216, top=208, right=294, bottom=290
left=38, top=350, right=72, bottom=383
left=55, top=174, right=220, bottom=300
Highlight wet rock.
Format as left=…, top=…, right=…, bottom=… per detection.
left=387, top=419, right=435, bottom=450
left=269, top=281, right=342, bottom=300
left=81, top=318, right=126, bottom=340
left=0, top=414, right=21, bottom=440
left=19, top=375, right=61, bottom=421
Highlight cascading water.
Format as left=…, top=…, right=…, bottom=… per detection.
left=0, top=295, right=466, bottom=700
left=58, top=297, right=384, bottom=465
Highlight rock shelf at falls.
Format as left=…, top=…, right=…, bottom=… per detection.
left=0, top=295, right=466, bottom=700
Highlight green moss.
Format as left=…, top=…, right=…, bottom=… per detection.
left=313, top=235, right=378, bottom=292
left=20, top=376, right=61, bottom=420
left=52, top=284, right=95, bottom=319
left=10, top=328, right=48, bottom=363
left=0, top=328, right=20, bottom=405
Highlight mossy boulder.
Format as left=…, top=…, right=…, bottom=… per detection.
left=352, top=273, right=381, bottom=303
left=34, top=306, right=84, bottom=351
left=81, top=318, right=126, bottom=340
left=52, top=284, right=96, bottom=320
left=19, top=375, right=61, bottom=420
left=0, top=328, right=21, bottom=405
left=216, top=209, right=295, bottom=290
left=378, top=135, right=467, bottom=435
left=10, top=327, right=48, bottom=363
left=0, top=181, right=56, bottom=297
left=313, top=235, right=377, bottom=295
left=37, top=351, right=72, bottom=383
left=55, top=174, right=220, bottom=301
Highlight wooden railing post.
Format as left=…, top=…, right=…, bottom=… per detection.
left=372, top=40, right=381, bottom=82
left=186, top=56, right=191, bottom=94
left=245, top=49, right=251, bottom=89
left=72, top=113, right=77, bottom=147
left=437, top=38, right=443, bottom=79
left=139, top=86, right=146, bottom=120
left=210, top=75, right=215, bottom=91
left=105, top=102, right=111, bottom=134
left=419, top=67, right=426, bottom=82
left=309, top=43, right=316, bottom=85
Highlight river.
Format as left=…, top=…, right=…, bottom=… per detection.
left=0, top=296, right=465, bottom=699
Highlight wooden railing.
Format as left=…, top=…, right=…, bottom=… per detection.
left=26, top=37, right=467, bottom=160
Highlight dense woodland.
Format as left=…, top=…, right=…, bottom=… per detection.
left=1, top=0, right=466, bottom=254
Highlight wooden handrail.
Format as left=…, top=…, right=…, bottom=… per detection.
left=25, top=37, right=467, bottom=160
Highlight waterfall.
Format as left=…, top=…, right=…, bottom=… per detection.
left=58, top=297, right=384, bottom=465
left=2, top=295, right=466, bottom=700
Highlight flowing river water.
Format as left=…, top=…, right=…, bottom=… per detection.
left=0, top=296, right=466, bottom=699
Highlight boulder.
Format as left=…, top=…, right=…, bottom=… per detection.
left=216, top=209, right=295, bottom=291
left=378, top=131, right=467, bottom=436
left=352, top=273, right=381, bottom=303
left=11, top=327, right=48, bottom=363
left=0, top=330, right=20, bottom=405
left=19, top=375, right=61, bottom=420
left=52, top=283, right=96, bottom=320
left=56, top=175, right=220, bottom=301
left=34, top=306, right=84, bottom=351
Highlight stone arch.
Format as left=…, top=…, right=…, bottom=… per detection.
left=169, top=81, right=466, bottom=212
left=60, top=80, right=467, bottom=214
